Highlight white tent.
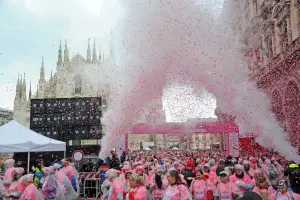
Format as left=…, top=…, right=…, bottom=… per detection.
left=0, top=120, right=66, bottom=172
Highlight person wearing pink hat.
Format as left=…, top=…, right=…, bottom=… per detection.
left=3, top=159, right=15, bottom=191
left=3, top=167, right=25, bottom=199
left=120, top=165, right=132, bottom=184
left=149, top=165, right=168, bottom=200
left=18, top=174, right=44, bottom=200
left=135, top=165, right=149, bottom=187
left=61, top=158, right=78, bottom=192
left=163, top=170, right=192, bottom=200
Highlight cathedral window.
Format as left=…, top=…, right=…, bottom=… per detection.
left=280, top=21, right=289, bottom=51
left=265, top=36, right=273, bottom=59
left=74, top=76, right=82, bottom=94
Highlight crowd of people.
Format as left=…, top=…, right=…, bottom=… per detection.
left=0, top=148, right=299, bottom=199
left=100, top=149, right=300, bottom=200
left=0, top=158, right=78, bottom=200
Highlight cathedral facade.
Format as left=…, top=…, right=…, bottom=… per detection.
left=239, top=0, right=300, bottom=148
left=13, top=39, right=111, bottom=128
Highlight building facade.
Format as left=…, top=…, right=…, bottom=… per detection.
left=0, top=107, right=13, bottom=126
left=239, top=0, right=300, bottom=148
left=13, top=39, right=112, bottom=128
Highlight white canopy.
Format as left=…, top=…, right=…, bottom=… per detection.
left=0, top=120, right=66, bottom=153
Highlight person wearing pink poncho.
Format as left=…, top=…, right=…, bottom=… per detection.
left=149, top=165, right=168, bottom=200
left=3, top=159, right=15, bottom=191
left=126, top=173, right=150, bottom=200
left=53, top=164, right=78, bottom=200
left=189, top=169, right=211, bottom=200
left=252, top=173, right=275, bottom=200
left=3, top=167, right=25, bottom=199
left=61, top=158, right=77, bottom=192
left=230, top=164, right=254, bottom=192
left=135, top=165, right=149, bottom=187
left=163, top=170, right=192, bottom=200
left=269, top=180, right=300, bottom=200
left=101, top=169, right=124, bottom=200
left=215, top=171, right=242, bottom=200
left=18, top=174, right=43, bottom=200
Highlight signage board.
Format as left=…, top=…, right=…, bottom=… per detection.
left=72, top=150, right=84, bottom=162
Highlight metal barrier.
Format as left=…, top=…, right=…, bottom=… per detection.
left=77, top=172, right=102, bottom=199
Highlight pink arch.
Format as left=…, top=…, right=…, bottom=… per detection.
left=125, top=121, right=241, bottom=157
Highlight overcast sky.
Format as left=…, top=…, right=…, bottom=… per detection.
left=0, top=0, right=218, bottom=121
left=0, top=0, right=122, bottom=110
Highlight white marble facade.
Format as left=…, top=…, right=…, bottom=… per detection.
left=13, top=39, right=111, bottom=127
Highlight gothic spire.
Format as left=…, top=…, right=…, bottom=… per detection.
left=98, top=47, right=101, bottom=60
left=87, top=38, right=91, bottom=63
left=29, top=82, right=32, bottom=99
left=36, top=84, right=39, bottom=99
left=40, top=57, right=45, bottom=80
left=23, top=73, right=27, bottom=100
left=64, top=39, right=69, bottom=63
left=92, top=38, right=97, bottom=63
left=58, top=39, right=62, bottom=64
left=15, top=74, right=20, bottom=100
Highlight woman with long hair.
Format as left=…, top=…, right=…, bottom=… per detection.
left=252, top=173, right=274, bottom=200
left=163, top=170, right=192, bottom=200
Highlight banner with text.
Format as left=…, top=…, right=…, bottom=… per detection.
left=228, top=132, right=239, bottom=157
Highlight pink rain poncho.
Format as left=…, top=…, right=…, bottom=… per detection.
left=149, top=167, right=168, bottom=199
left=7, top=168, right=26, bottom=199
left=106, top=169, right=124, bottom=200
left=163, top=184, right=193, bottom=200
left=269, top=191, right=300, bottom=200
left=215, top=181, right=241, bottom=200
left=190, top=179, right=209, bottom=200
left=252, top=186, right=275, bottom=200
left=53, top=164, right=78, bottom=200
left=230, top=165, right=253, bottom=192
left=126, top=185, right=148, bottom=200
left=3, top=159, right=15, bottom=191
left=19, top=174, right=44, bottom=200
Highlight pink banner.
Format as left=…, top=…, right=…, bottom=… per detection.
left=128, top=122, right=238, bottom=134
left=227, top=132, right=239, bottom=157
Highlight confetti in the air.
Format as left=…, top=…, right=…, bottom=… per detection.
left=99, top=0, right=300, bottom=162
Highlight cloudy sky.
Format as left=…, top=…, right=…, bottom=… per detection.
left=0, top=0, right=218, bottom=121
left=0, top=0, right=122, bottom=110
